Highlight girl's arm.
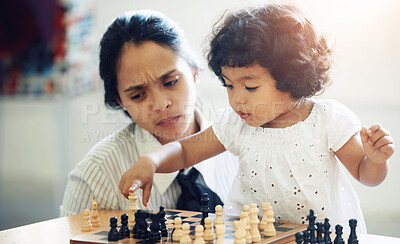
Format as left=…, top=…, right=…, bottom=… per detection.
left=335, top=124, right=395, bottom=186
left=119, top=126, right=226, bottom=205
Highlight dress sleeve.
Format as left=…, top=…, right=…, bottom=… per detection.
left=212, top=108, right=245, bottom=156
left=323, top=99, right=361, bottom=152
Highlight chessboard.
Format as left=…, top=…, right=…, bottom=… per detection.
left=70, top=209, right=307, bottom=244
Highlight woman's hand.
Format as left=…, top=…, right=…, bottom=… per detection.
left=361, top=124, right=395, bottom=164
left=119, top=155, right=157, bottom=206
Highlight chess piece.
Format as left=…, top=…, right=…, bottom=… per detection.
left=242, top=205, right=251, bottom=243
left=214, top=204, right=224, bottom=227
left=348, top=219, right=359, bottom=244
left=180, top=223, right=192, bottom=244
left=216, top=224, right=226, bottom=244
left=234, top=220, right=246, bottom=244
left=128, top=191, right=139, bottom=231
left=203, top=217, right=214, bottom=241
left=81, top=209, right=92, bottom=232
left=334, top=224, right=344, bottom=244
left=262, top=202, right=276, bottom=236
left=316, top=222, right=324, bottom=243
left=250, top=203, right=261, bottom=242
left=303, top=229, right=312, bottom=244
left=240, top=211, right=251, bottom=244
left=200, top=193, right=210, bottom=226
left=149, top=213, right=162, bottom=242
left=135, top=210, right=150, bottom=239
left=158, top=205, right=168, bottom=237
left=194, top=224, right=205, bottom=244
left=295, top=231, right=304, bottom=244
left=119, top=213, right=130, bottom=238
left=90, top=200, right=100, bottom=228
left=324, top=218, right=332, bottom=244
left=108, top=216, right=119, bottom=241
left=307, top=209, right=317, bottom=243
left=172, top=217, right=183, bottom=241
left=259, top=202, right=269, bottom=232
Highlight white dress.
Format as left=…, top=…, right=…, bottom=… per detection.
left=212, top=99, right=367, bottom=233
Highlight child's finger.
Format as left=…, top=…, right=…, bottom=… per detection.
left=142, top=183, right=152, bottom=207
left=368, top=123, right=382, bottom=134
left=373, top=136, right=394, bottom=150
left=369, top=128, right=390, bottom=146
left=129, top=179, right=142, bottom=192
left=379, top=143, right=395, bottom=157
left=360, top=127, right=370, bottom=144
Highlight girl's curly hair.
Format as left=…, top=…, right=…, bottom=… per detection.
left=207, top=4, right=332, bottom=99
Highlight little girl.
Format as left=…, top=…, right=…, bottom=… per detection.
left=119, top=4, right=395, bottom=233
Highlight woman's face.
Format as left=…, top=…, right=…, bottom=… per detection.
left=116, top=41, right=198, bottom=144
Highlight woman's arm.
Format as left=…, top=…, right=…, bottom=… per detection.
left=119, top=126, right=226, bottom=204
left=335, top=124, right=394, bottom=186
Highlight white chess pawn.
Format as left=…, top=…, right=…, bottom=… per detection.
left=240, top=211, right=251, bottom=244
left=180, top=223, right=192, bottom=244
left=81, top=209, right=92, bottom=232
left=263, top=204, right=276, bottom=236
left=128, top=191, right=139, bottom=231
left=90, top=200, right=100, bottom=228
left=250, top=204, right=261, bottom=242
left=194, top=225, right=205, bottom=244
left=172, top=217, right=183, bottom=241
left=216, top=224, right=226, bottom=244
left=234, top=220, right=246, bottom=244
left=203, top=217, right=214, bottom=241
left=214, top=205, right=224, bottom=227
left=259, top=202, right=269, bottom=232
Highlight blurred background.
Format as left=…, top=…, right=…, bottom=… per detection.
left=0, top=0, right=399, bottom=237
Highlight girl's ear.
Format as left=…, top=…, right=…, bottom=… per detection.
left=192, top=67, right=200, bottom=84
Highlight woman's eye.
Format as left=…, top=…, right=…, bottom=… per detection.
left=246, top=86, right=258, bottom=91
left=131, top=93, right=145, bottom=100
left=164, top=79, right=178, bottom=87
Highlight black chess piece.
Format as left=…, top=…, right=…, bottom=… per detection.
left=316, top=222, right=324, bottom=243
left=303, top=229, right=312, bottom=244
left=348, top=219, right=359, bottom=244
left=295, top=231, right=304, bottom=244
left=333, top=224, right=344, bottom=244
left=119, top=214, right=130, bottom=238
left=324, top=218, right=332, bottom=244
left=108, top=216, right=120, bottom=241
left=307, top=209, right=317, bottom=244
left=158, top=205, right=168, bottom=237
left=200, top=193, right=210, bottom=226
left=135, top=210, right=150, bottom=239
left=132, top=211, right=139, bottom=236
left=148, top=213, right=162, bottom=243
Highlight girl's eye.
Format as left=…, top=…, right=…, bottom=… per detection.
left=222, top=83, right=233, bottom=89
left=246, top=86, right=258, bottom=91
left=131, top=93, right=145, bottom=100
left=164, top=78, right=178, bottom=87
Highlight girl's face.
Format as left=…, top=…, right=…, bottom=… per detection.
left=221, top=63, right=297, bottom=128
left=116, top=41, right=198, bottom=144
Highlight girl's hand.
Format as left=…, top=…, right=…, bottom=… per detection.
left=361, top=124, right=395, bottom=164
left=119, top=155, right=157, bottom=206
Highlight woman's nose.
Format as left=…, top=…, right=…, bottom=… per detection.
left=150, top=93, right=171, bottom=112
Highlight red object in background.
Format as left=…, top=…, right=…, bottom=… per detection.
left=2, top=68, right=20, bottom=94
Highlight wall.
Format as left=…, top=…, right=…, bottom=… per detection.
left=0, top=0, right=399, bottom=237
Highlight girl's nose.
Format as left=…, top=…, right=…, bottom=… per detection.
left=232, top=90, right=246, bottom=104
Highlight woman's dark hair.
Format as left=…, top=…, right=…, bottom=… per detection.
left=99, top=10, right=201, bottom=109
left=207, top=4, right=332, bottom=99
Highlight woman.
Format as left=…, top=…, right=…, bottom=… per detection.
left=60, top=10, right=239, bottom=216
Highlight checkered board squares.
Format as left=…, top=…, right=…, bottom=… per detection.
left=70, top=209, right=306, bottom=244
